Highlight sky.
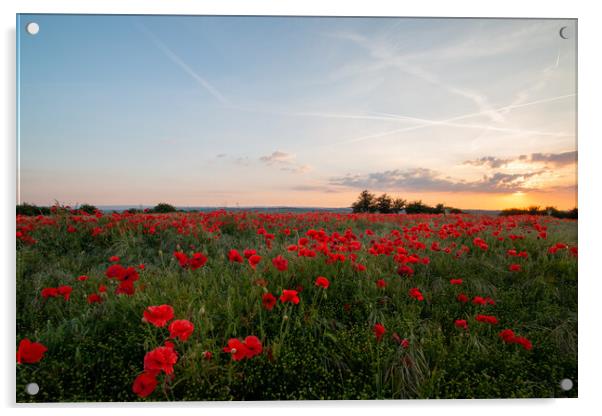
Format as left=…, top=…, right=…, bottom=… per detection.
left=17, top=15, right=577, bottom=209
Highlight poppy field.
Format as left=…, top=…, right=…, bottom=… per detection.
left=16, top=209, right=577, bottom=401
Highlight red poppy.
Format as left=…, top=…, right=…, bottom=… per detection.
left=243, top=335, right=263, bottom=358
left=228, top=249, right=243, bottom=263
left=475, top=314, right=498, bottom=325
left=143, top=346, right=178, bottom=375
left=132, top=372, right=158, bottom=398
left=248, top=254, right=262, bottom=269
left=168, top=319, right=195, bottom=342
left=373, top=323, right=386, bottom=342
left=188, top=253, right=208, bottom=270
left=472, top=296, right=487, bottom=305
left=174, top=251, right=189, bottom=267
left=397, top=264, right=414, bottom=277
left=143, top=305, right=175, bottom=327
left=513, top=336, right=533, bottom=351
left=16, top=338, right=47, bottom=364
left=401, top=339, right=410, bottom=349
left=262, top=293, right=277, bottom=311
left=77, top=275, right=89, bottom=281
left=409, top=287, right=424, bottom=301
left=499, top=329, right=516, bottom=343
left=202, top=351, right=213, bottom=360
left=376, top=279, right=387, bottom=288
left=509, top=264, right=522, bottom=272
left=116, top=280, right=135, bottom=296
left=223, top=338, right=249, bottom=361
left=279, top=289, right=300, bottom=305
left=139, top=264, right=145, bottom=270
left=271, top=255, right=288, bottom=272
left=315, top=276, right=330, bottom=289
left=449, top=279, right=463, bottom=285
left=243, top=249, right=257, bottom=259
left=456, top=293, right=469, bottom=303
left=87, top=293, right=102, bottom=304
left=109, top=255, right=120, bottom=263
left=454, top=319, right=468, bottom=330
left=98, top=284, right=107, bottom=293
left=106, top=264, right=126, bottom=279
left=41, top=287, right=58, bottom=298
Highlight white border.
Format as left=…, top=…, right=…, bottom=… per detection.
left=2, top=1, right=601, bottom=415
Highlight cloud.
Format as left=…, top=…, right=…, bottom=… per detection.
left=330, top=168, right=546, bottom=194
left=259, top=150, right=311, bottom=174
left=259, top=151, right=295, bottom=165
left=530, top=151, right=577, bottom=167
left=464, top=151, right=577, bottom=169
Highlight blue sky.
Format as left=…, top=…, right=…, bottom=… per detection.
left=18, top=15, right=577, bottom=209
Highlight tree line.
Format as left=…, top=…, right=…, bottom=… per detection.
left=350, top=190, right=462, bottom=214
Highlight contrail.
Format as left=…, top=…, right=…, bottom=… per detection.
left=337, top=93, right=576, bottom=145
left=136, top=22, right=230, bottom=106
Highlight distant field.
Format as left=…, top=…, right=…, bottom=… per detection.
left=16, top=211, right=577, bottom=401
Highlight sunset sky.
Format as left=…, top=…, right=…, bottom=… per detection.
left=18, top=15, right=577, bottom=209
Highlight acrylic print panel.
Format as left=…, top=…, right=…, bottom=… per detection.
left=16, top=14, right=577, bottom=402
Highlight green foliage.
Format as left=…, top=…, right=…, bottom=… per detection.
left=150, top=203, right=177, bottom=213
left=16, top=203, right=51, bottom=216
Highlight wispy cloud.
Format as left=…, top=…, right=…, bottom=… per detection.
left=136, top=22, right=231, bottom=106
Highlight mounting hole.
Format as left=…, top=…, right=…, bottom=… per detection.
left=25, top=382, right=39, bottom=395
left=559, top=378, right=573, bottom=391
left=26, top=22, right=39, bottom=36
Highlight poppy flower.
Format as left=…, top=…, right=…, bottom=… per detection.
left=16, top=338, right=47, bottom=364
left=373, top=323, right=386, bottom=342
left=248, top=254, right=262, bottom=269
left=513, top=336, right=533, bottom=351
left=271, top=255, right=289, bottom=272
left=106, top=264, right=126, bottom=279
left=77, top=275, right=89, bottom=281
left=132, top=372, right=158, bottom=398
left=98, top=284, right=107, bottom=293
left=119, top=267, right=140, bottom=282
left=228, top=249, right=243, bottom=263
left=139, top=264, right=145, bottom=270
left=499, top=329, right=516, bottom=343
left=41, top=287, right=58, bottom=298
left=315, top=276, right=330, bottom=289
left=376, top=279, right=387, bottom=288
left=401, top=339, right=410, bottom=349
left=243, top=336, right=263, bottom=358
left=472, top=296, right=487, bottom=305
left=454, top=319, right=468, bottom=330
left=116, top=280, right=135, bottom=296
left=188, top=253, right=208, bottom=269
left=202, top=351, right=213, bottom=360
left=262, top=293, right=277, bottom=311
left=475, top=314, right=498, bottom=325
left=397, top=264, right=414, bottom=277
left=223, top=338, right=249, bottom=361
left=243, top=249, right=257, bottom=259
left=279, top=289, right=300, bottom=305
left=449, top=279, right=463, bottom=285
left=109, top=256, right=120, bottom=263
left=509, top=264, right=522, bottom=272
left=87, top=293, right=102, bottom=304
left=168, top=319, right=195, bottom=342
left=143, top=346, right=178, bottom=375
left=143, top=305, right=175, bottom=327
left=457, top=293, right=469, bottom=303
left=409, top=287, right=424, bottom=301
left=173, top=251, right=189, bottom=267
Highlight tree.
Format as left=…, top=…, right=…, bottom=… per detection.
left=151, top=202, right=177, bottom=213
left=392, top=198, right=406, bottom=214
left=375, top=193, right=393, bottom=214
left=351, top=190, right=377, bottom=213
left=434, top=203, right=445, bottom=214
left=78, top=203, right=98, bottom=215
